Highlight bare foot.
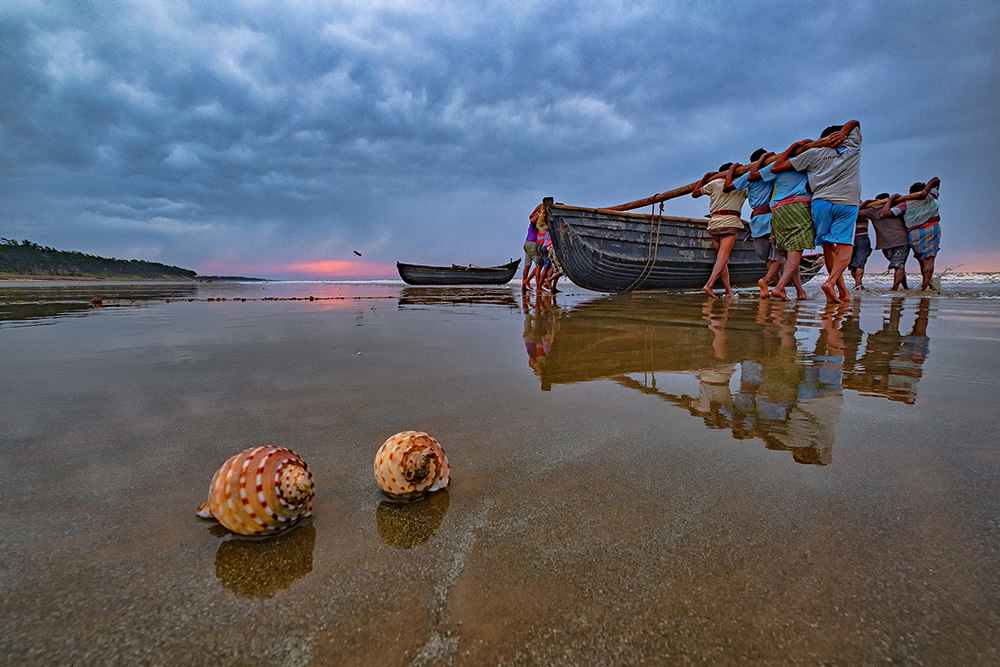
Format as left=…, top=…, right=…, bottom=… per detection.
left=821, top=282, right=843, bottom=304
left=770, top=287, right=791, bottom=302
left=724, top=290, right=734, bottom=298
left=796, top=290, right=809, bottom=300
left=757, top=278, right=770, bottom=299
left=702, top=286, right=717, bottom=299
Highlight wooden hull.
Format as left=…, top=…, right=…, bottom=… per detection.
left=546, top=203, right=822, bottom=292
left=396, top=259, right=520, bottom=285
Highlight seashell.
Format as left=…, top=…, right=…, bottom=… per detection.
left=196, top=446, right=314, bottom=536
left=374, top=431, right=450, bottom=501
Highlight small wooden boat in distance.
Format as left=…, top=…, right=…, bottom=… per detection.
left=397, top=259, right=521, bottom=285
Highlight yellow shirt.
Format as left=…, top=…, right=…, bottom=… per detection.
left=702, top=179, right=746, bottom=231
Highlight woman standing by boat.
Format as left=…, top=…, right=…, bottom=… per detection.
left=693, top=163, right=747, bottom=298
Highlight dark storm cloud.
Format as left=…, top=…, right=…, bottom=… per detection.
left=2, top=0, right=998, bottom=275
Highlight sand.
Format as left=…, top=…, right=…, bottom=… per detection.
left=1, top=280, right=998, bottom=664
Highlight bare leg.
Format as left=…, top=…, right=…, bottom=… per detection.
left=852, top=267, right=865, bottom=289
left=528, top=263, right=543, bottom=291
left=792, top=265, right=807, bottom=299
left=890, top=266, right=905, bottom=291
left=704, top=235, right=737, bottom=299
left=822, top=243, right=852, bottom=304
left=771, top=250, right=803, bottom=302
left=837, top=271, right=851, bottom=303
left=920, top=257, right=936, bottom=290
left=703, top=237, right=724, bottom=298
left=758, top=259, right=781, bottom=299
left=539, top=265, right=553, bottom=292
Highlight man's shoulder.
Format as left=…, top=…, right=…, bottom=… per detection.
left=702, top=178, right=723, bottom=194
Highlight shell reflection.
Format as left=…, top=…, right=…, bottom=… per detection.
left=376, top=491, right=450, bottom=549
left=214, top=524, right=316, bottom=599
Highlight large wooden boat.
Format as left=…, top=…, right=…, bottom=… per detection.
left=396, top=259, right=520, bottom=285
left=542, top=197, right=823, bottom=292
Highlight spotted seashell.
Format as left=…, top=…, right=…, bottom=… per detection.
left=196, top=446, right=314, bottom=537
left=374, top=431, right=450, bottom=501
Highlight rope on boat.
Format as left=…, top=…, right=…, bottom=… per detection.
left=623, top=202, right=664, bottom=292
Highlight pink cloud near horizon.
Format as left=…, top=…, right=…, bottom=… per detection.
left=287, top=260, right=398, bottom=278
left=198, top=259, right=398, bottom=279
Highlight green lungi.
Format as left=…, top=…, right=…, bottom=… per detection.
left=772, top=202, right=816, bottom=252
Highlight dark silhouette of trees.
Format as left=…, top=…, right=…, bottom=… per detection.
left=0, top=238, right=197, bottom=279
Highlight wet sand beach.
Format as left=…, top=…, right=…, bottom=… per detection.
left=1, top=278, right=999, bottom=664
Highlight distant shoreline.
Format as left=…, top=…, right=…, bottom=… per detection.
left=0, top=274, right=196, bottom=283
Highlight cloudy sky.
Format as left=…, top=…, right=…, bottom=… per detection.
left=3, top=0, right=998, bottom=279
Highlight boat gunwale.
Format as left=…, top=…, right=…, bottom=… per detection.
left=396, top=259, right=520, bottom=272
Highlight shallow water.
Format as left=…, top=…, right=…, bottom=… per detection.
left=1, top=279, right=998, bottom=664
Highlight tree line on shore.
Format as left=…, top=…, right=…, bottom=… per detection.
left=0, top=238, right=197, bottom=279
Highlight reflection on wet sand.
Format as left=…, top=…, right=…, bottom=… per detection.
left=0, top=283, right=199, bottom=324
left=398, top=286, right=519, bottom=309
left=844, top=297, right=931, bottom=404
left=523, top=294, right=934, bottom=465
left=376, top=490, right=451, bottom=549
left=213, top=524, right=316, bottom=599
left=522, top=291, right=561, bottom=379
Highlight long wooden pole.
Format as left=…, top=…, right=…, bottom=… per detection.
left=605, top=137, right=835, bottom=212
left=605, top=148, right=934, bottom=213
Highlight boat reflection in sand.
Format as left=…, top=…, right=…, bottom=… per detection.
left=521, top=293, right=932, bottom=465
left=397, top=286, right=520, bottom=310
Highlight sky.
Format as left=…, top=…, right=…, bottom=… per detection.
left=2, top=0, right=999, bottom=279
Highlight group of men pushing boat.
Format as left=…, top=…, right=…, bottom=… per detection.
left=693, top=120, right=941, bottom=303
left=523, top=120, right=942, bottom=302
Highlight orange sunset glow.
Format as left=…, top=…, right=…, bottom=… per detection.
left=288, top=260, right=397, bottom=278
left=196, top=259, right=398, bottom=280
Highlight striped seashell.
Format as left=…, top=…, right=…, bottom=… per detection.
left=196, top=446, right=314, bottom=537
left=374, top=431, right=450, bottom=501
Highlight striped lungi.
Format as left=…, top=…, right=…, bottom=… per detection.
left=771, top=202, right=815, bottom=252
left=907, top=223, right=940, bottom=259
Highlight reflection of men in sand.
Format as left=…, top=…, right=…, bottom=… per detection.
left=847, top=297, right=931, bottom=404
left=522, top=291, right=559, bottom=390
left=698, top=364, right=737, bottom=428
left=783, top=304, right=847, bottom=465
left=697, top=298, right=736, bottom=428
left=733, top=301, right=845, bottom=465
left=743, top=301, right=803, bottom=433
left=890, top=297, right=931, bottom=401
